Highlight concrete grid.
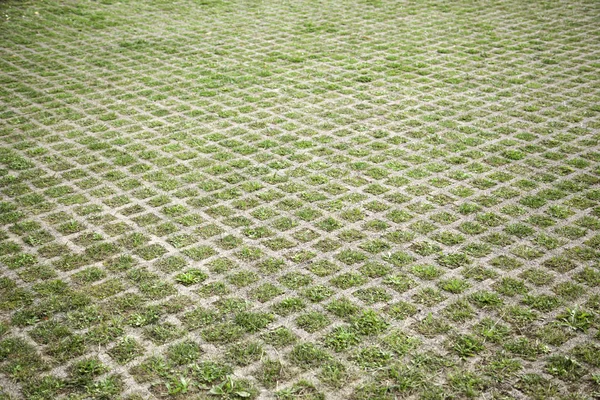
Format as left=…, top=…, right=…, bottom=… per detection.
left=0, top=0, right=599, bottom=398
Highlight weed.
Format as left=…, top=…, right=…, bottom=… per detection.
left=556, top=307, right=595, bottom=332
left=109, top=337, right=144, bottom=364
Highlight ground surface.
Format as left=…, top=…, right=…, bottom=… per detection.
left=0, top=0, right=599, bottom=399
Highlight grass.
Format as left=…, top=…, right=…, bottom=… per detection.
left=0, top=0, right=599, bottom=397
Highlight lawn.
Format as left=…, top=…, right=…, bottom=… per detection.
left=0, top=0, right=599, bottom=398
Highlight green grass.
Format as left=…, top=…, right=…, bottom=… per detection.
left=0, top=0, right=599, bottom=397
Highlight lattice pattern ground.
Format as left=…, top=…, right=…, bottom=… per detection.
left=1, top=0, right=600, bottom=399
